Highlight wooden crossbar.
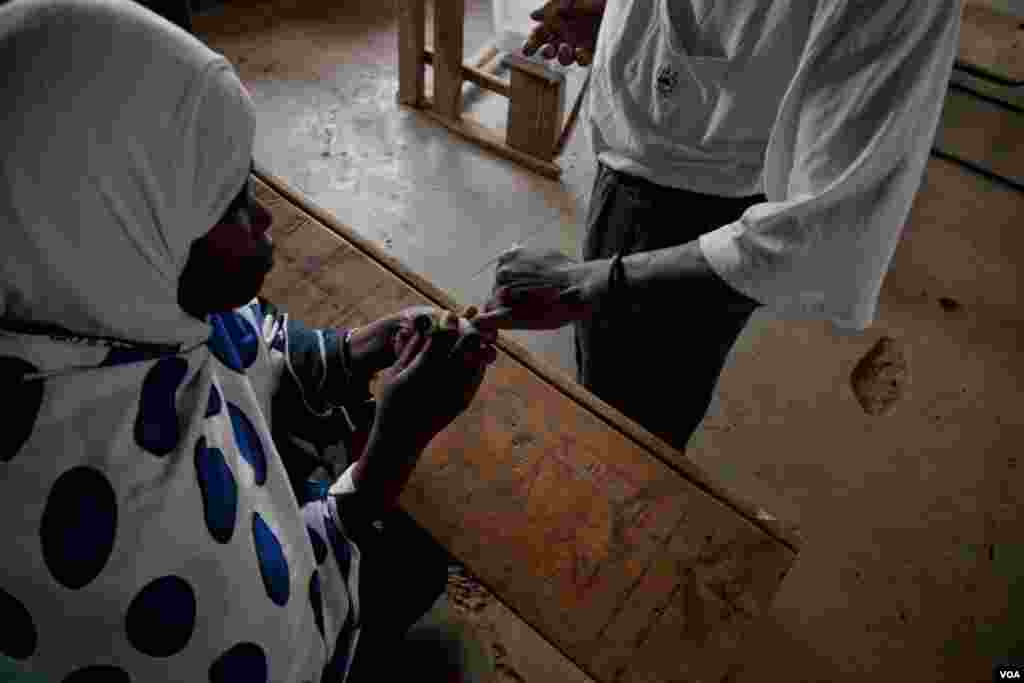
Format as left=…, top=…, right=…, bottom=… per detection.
left=396, top=0, right=590, bottom=179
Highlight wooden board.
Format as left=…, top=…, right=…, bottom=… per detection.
left=507, top=53, right=567, bottom=162
left=253, top=167, right=799, bottom=683
left=935, top=85, right=1024, bottom=187
left=431, top=0, right=465, bottom=119
left=396, top=0, right=425, bottom=106
left=958, top=3, right=1024, bottom=85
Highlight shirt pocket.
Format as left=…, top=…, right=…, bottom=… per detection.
left=645, top=52, right=731, bottom=140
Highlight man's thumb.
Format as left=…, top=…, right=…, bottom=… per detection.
left=472, top=306, right=513, bottom=331
left=556, top=0, right=577, bottom=19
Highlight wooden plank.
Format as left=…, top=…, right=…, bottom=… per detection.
left=424, top=46, right=511, bottom=98
left=957, top=3, right=1024, bottom=85
left=432, top=0, right=465, bottom=119
left=396, top=0, right=426, bottom=107
left=507, top=53, right=566, bottom=162
left=416, top=97, right=563, bottom=179
left=935, top=85, right=1024, bottom=186
left=254, top=164, right=799, bottom=550
left=252, top=166, right=799, bottom=683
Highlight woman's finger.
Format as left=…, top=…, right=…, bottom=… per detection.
left=542, top=43, right=558, bottom=59
left=451, top=330, right=483, bottom=359
left=411, top=326, right=459, bottom=374
left=558, top=43, right=574, bottom=66
left=394, top=327, right=427, bottom=374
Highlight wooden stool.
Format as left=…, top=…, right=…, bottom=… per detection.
left=396, top=0, right=590, bottom=180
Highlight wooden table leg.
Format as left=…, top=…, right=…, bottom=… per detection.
left=432, top=0, right=465, bottom=120
left=397, top=0, right=425, bottom=107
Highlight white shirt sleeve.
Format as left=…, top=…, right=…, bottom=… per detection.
left=698, top=0, right=963, bottom=330
left=328, top=463, right=359, bottom=496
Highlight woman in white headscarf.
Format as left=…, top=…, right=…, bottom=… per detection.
left=0, top=0, right=497, bottom=680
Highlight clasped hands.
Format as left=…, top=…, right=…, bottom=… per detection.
left=350, top=247, right=602, bottom=442
left=343, top=248, right=605, bottom=508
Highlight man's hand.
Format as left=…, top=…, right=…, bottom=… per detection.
left=473, top=247, right=609, bottom=331
left=524, top=0, right=606, bottom=67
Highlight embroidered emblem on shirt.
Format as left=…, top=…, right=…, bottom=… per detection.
left=656, top=64, right=680, bottom=98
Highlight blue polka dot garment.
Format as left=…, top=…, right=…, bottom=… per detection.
left=0, top=299, right=364, bottom=682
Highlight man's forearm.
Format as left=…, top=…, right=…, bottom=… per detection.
left=594, top=240, right=761, bottom=314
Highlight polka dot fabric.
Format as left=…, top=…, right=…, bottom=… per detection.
left=0, top=300, right=358, bottom=682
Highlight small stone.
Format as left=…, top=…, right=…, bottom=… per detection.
left=850, top=336, right=909, bottom=416
left=938, top=297, right=962, bottom=312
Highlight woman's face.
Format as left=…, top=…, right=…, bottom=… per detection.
left=177, top=171, right=275, bottom=319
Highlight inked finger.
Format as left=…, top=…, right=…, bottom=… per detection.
left=542, top=43, right=557, bottom=59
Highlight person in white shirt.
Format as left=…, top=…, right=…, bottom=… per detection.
left=475, top=0, right=964, bottom=452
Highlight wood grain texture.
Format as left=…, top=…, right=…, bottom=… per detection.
left=958, top=3, right=1024, bottom=85
left=396, top=0, right=425, bottom=106
left=506, top=57, right=566, bottom=162
left=252, top=167, right=798, bottom=683
left=432, top=0, right=466, bottom=119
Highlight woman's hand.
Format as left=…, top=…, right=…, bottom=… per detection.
left=349, top=311, right=497, bottom=509
left=375, top=311, right=497, bottom=451
left=347, top=306, right=497, bottom=378
left=473, top=247, right=609, bottom=331
left=524, top=0, right=607, bottom=67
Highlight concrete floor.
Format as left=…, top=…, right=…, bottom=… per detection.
left=194, top=1, right=1024, bottom=681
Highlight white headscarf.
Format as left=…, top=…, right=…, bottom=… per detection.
left=0, top=2, right=358, bottom=681
left=1, top=0, right=253, bottom=349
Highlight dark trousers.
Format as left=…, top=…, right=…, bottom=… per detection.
left=574, top=162, right=765, bottom=453
left=344, top=506, right=450, bottom=682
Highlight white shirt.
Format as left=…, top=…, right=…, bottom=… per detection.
left=586, top=0, right=963, bottom=329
